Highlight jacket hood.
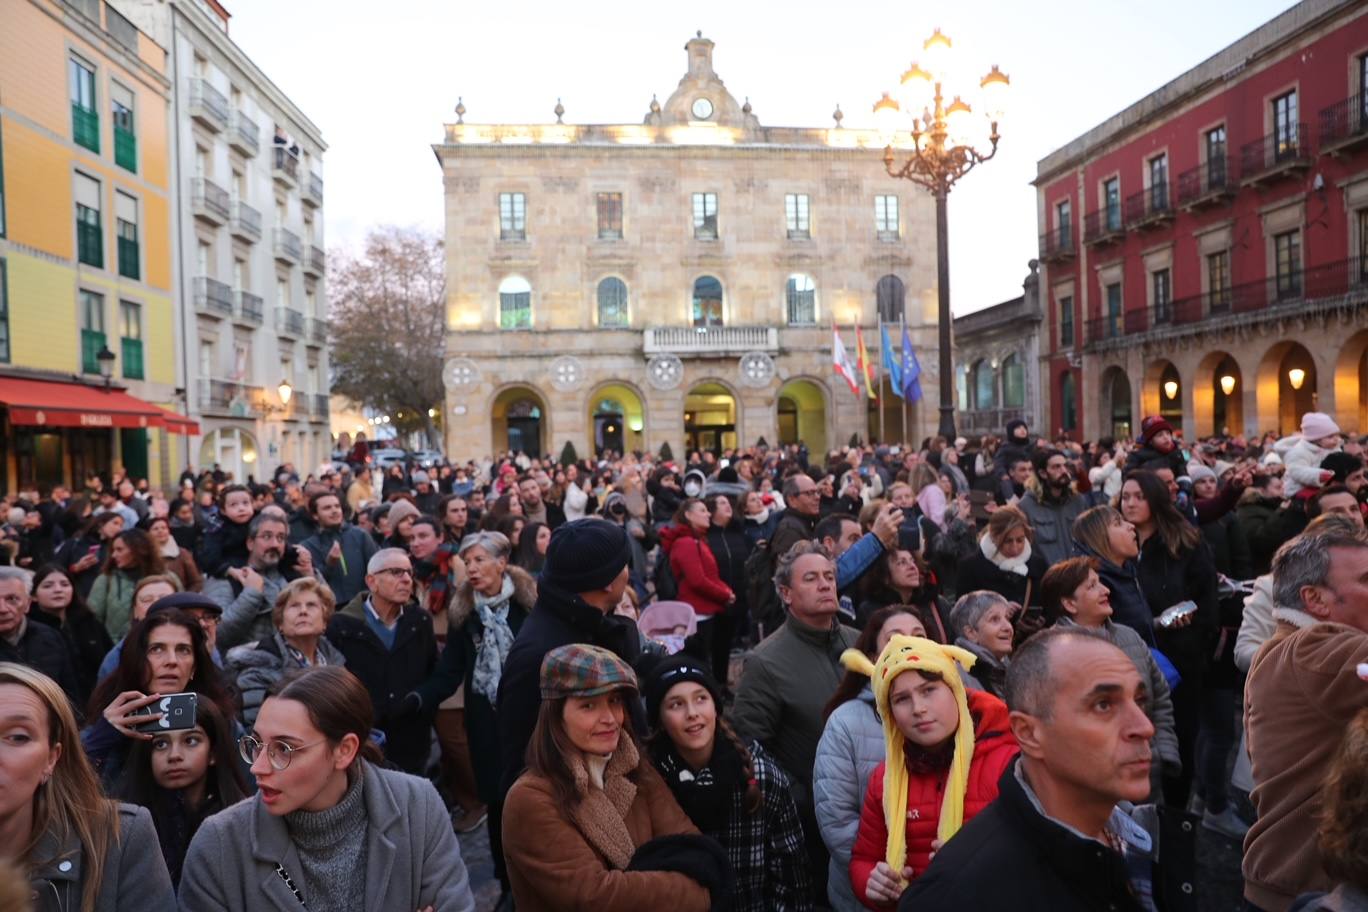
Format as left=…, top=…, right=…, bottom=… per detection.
left=658, top=523, right=701, bottom=552
left=448, top=564, right=537, bottom=629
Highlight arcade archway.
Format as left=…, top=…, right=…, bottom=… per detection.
left=684, top=381, right=737, bottom=454
left=777, top=378, right=828, bottom=454
left=491, top=386, right=547, bottom=457
left=588, top=382, right=646, bottom=457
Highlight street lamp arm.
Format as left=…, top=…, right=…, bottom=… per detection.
left=882, top=126, right=1000, bottom=195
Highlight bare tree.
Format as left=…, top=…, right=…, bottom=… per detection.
left=329, top=227, right=445, bottom=447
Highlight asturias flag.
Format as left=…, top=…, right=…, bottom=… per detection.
left=881, top=323, right=903, bottom=399
left=901, top=324, right=923, bottom=403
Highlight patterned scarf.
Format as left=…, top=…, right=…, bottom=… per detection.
left=648, top=730, right=743, bottom=834
left=471, top=574, right=517, bottom=702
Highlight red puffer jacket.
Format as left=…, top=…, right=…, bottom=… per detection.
left=658, top=524, right=733, bottom=617
left=849, top=689, right=1020, bottom=909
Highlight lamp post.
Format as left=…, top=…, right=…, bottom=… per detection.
left=96, top=345, right=116, bottom=390
left=874, top=29, right=1008, bottom=440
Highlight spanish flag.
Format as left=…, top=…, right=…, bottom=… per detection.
left=855, top=322, right=876, bottom=400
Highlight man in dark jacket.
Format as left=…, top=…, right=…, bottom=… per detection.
left=1018, top=450, right=1089, bottom=566
left=0, top=567, right=79, bottom=703
left=325, top=547, right=437, bottom=774
left=495, top=518, right=637, bottom=793
left=302, top=490, right=379, bottom=606
left=901, top=626, right=1197, bottom=912
left=770, top=473, right=822, bottom=559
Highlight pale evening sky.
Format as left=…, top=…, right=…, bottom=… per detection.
left=226, top=0, right=1299, bottom=315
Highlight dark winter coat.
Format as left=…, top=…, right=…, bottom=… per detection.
left=660, top=524, right=734, bottom=618
left=1136, top=534, right=1219, bottom=685
left=1075, top=541, right=1156, bottom=647
left=302, top=523, right=379, bottom=606
left=326, top=592, right=438, bottom=774
left=769, top=508, right=820, bottom=563
left=55, top=532, right=107, bottom=597
left=224, top=629, right=348, bottom=726
left=416, top=566, right=535, bottom=804
left=1237, top=493, right=1296, bottom=577
left=30, top=605, right=112, bottom=708
left=0, top=617, right=79, bottom=704
left=495, top=579, right=643, bottom=794
left=707, top=520, right=753, bottom=620
left=953, top=550, right=1047, bottom=609
left=1017, top=489, right=1089, bottom=568
left=899, top=758, right=1198, bottom=912
left=1124, top=445, right=1187, bottom=478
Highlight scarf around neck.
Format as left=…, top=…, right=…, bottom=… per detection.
left=565, top=733, right=641, bottom=869
left=471, top=574, right=516, bottom=702
left=649, top=729, right=745, bottom=834
left=980, top=534, right=1031, bottom=576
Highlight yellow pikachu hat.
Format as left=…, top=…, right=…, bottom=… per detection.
left=841, top=634, right=980, bottom=874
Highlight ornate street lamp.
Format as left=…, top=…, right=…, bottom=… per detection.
left=277, top=380, right=293, bottom=406
left=96, top=344, right=116, bottom=390
left=874, top=30, right=1008, bottom=439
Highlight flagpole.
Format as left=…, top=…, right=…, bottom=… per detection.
left=901, top=314, right=911, bottom=445
left=876, top=317, right=886, bottom=444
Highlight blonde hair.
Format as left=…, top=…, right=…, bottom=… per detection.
left=983, top=504, right=1033, bottom=546
left=0, top=663, right=117, bottom=912
left=272, top=576, right=337, bottom=629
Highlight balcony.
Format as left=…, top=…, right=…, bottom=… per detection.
left=303, top=173, right=323, bottom=208
left=80, top=329, right=106, bottom=374
left=1123, top=182, right=1173, bottom=230
left=311, top=393, right=330, bottom=421
left=1239, top=125, right=1311, bottom=187
left=272, top=146, right=299, bottom=188
left=1039, top=225, right=1076, bottom=263
left=114, top=125, right=136, bottom=172
left=1319, top=94, right=1368, bottom=156
left=234, top=290, right=264, bottom=326
left=198, top=378, right=261, bottom=417
left=228, top=110, right=259, bottom=157
left=643, top=325, right=779, bottom=355
left=274, top=228, right=302, bottom=265
left=189, top=78, right=228, bottom=132
left=121, top=337, right=144, bottom=380
left=304, top=245, right=325, bottom=277
left=194, top=276, right=233, bottom=318
left=72, top=103, right=99, bottom=153
left=276, top=306, right=306, bottom=337
left=191, top=177, right=231, bottom=225
left=1176, top=157, right=1235, bottom=210
left=231, top=201, right=262, bottom=243
left=1083, top=208, right=1124, bottom=246
left=307, top=316, right=329, bottom=345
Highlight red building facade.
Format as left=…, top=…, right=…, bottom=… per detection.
left=1035, top=0, right=1368, bottom=441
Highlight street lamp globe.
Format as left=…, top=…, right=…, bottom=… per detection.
left=898, top=62, right=934, bottom=117
left=873, top=93, right=901, bottom=146
left=1163, top=380, right=1179, bottom=400
left=1219, top=375, right=1236, bottom=396
left=922, top=28, right=952, bottom=79
left=277, top=380, right=293, bottom=405
left=1288, top=367, right=1306, bottom=390
left=944, top=96, right=974, bottom=148
left=980, top=65, right=1010, bottom=122
left=96, top=345, right=116, bottom=382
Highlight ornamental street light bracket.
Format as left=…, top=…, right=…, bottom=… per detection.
left=874, top=30, right=1009, bottom=440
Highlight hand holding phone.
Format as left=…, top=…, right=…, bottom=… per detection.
left=132, top=693, right=198, bottom=734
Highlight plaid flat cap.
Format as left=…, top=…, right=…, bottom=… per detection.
left=539, top=643, right=638, bottom=700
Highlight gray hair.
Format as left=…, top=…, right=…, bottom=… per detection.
left=781, top=474, right=813, bottom=502
left=1271, top=526, right=1368, bottom=611
left=458, top=531, right=511, bottom=562
left=773, top=540, right=832, bottom=593
left=1004, top=625, right=1112, bottom=719
left=0, top=566, right=30, bottom=590
left=949, top=590, right=1012, bottom=638
left=248, top=511, right=288, bottom=539
left=366, top=547, right=411, bottom=575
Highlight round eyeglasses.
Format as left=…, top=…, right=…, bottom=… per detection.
left=238, top=734, right=325, bottom=771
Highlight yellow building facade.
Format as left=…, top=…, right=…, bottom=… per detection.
left=0, top=0, right=189, bottom=490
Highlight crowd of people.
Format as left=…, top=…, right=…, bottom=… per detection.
left=0, top=410, right=1365, bottom=911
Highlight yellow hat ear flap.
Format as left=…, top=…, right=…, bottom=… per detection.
left=941, top=643, right=980, bottom=673
left=841, top=648, right=877, bottom=678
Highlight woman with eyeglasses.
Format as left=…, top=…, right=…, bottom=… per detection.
left=178, top=666, right=476, bottom=912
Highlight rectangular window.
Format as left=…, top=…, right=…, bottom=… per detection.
left=1105, top=283, right=1122, bottom=337
left=1148, top=155, right=1168, bottom=210
left=1206, top=126, right=1227, bottom=186
left=1152, top=268, right=1172, bottom=323
left=875, top=195, right=899, bottom=239
left=1207, top=250, right=1232, bottom=312
left=1274, top=230, right=1301, bottom=297
left=112, top=82, right=135, bottom=172
left=1056, top=199, right=1071, bottom=247
left=596, top=192, right=623, bottom=240
left=120, top=300, right=143, bottom=379
left=498, top=192, right=525, bottom=240
left=1103, top=178, right=1121, bottom=231
left=115, top=191, right=138, bottom=280
left=1273, top=90, right=1299, bottom=159
left=0, top=258, right=9, bottom=362
left=80, top=290, right=105, bottom=374
left=499, top=290, right=532, bottom=329
left=692, top=192, right=718, bottom=239
left=69, top=57, right=99, bottom=153
left=785, top=193, right=810, bottom=239
left=75, top=173, right=103, bottom=268
left=1059, top=294, right=1074, bottom=348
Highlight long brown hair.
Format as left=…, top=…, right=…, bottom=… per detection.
left=88, top=611, right=235, bottom=724
left=100, top=528, right=164, bottom=579
left=524, top=691, right=641, bottom=810
left=824, top=605, right=924, bottom=720
left=1123, top=470, right=1200, bottom=558
left=265, top=666, right=385, bottom=766
left=1, top=662, right=118, bottom=912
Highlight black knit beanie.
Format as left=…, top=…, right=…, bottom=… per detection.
left=541, top=518, right=632, bottom=593
left=642, top=654, right=720, bottom=729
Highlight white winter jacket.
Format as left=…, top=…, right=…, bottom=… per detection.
left=1274, top=434, right=1338, bottom=498
left=813, top=686, right=886, bottom=912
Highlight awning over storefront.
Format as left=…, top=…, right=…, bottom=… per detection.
left=0, top=376, right=197, bottom=433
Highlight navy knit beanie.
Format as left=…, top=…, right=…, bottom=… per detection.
left=542, top=518, right=632, bottom=593
left=642, top=654, right=720, bottom=729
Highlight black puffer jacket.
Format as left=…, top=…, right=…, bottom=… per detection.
left=706, top=520, right=752, bottom=621
left=0, top=619, right=79, bottom=703
left=1075, top=541, right=1155, bottom=647
left=1135, top=534, right=1218, bottom=683
left=29, top=605, right=112, bottom=708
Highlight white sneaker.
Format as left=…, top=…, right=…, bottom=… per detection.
left=1202, top=806, right=1250, bottom=840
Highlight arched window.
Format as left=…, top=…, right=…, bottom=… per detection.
left=1002, top=353, right=1025, bottom=408
left=973, top=359, right=997, bottom=410
left=596, top=277, right=628, bottom=327
left=786, top=273, right=816, bottom=325
left=876, top=275, right=905, bottom=323
left=692, top=275, right=723, bottom=327
left=498, top=276, right=532, bottom=329
left=956, top=364, right=970, bottom=412
left=1060, top=372, right=1077, bottom=431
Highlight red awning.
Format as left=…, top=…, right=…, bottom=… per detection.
left=0, top=376, right=196, bottom=432
left=154, top=405, right=201, bottom=436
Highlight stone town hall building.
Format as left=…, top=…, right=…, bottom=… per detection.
left=434, top=34, right=941, bottom=460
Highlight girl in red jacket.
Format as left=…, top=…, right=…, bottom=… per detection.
left=659, top=497, right=735, bottom=679
left=844, top=636, right=1019, bottom=909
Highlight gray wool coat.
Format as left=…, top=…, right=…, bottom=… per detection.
left=813, top=686, right=886, bottom=912
left=29, top=803, right=176, bottom=912
left=177, top=763, right=476, bottom=912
